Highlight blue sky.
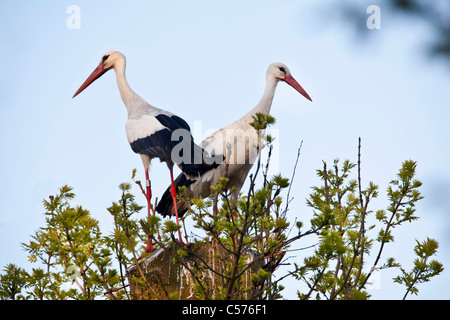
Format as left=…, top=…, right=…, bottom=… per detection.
left=1, top=0, right=449, bottom=299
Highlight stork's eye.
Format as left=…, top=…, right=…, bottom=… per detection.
left=102, top=55, right=110, bottom=62
left=279, top=67, right=286, bottom=74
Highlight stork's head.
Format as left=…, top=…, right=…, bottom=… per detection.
left=267, top=62, right=312, bottom=102
left=99, top=51, right=125, bottom=71
left=73, top=51, right=125, bottom=98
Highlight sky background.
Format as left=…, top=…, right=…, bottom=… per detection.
left=1, top=0, right=449, bottom=299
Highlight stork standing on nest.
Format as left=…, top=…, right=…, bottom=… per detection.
left=73, top=51, right=218, bottom=250
left=156, top=62, right=311, bottom=217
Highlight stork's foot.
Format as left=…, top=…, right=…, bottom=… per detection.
left=145, top=237, right=156, bottom=252
left=137, top=239, right=155, bottom=260
left=175, top=239, right=193, bottom=248
left=138, top=237, right=155, bottom=259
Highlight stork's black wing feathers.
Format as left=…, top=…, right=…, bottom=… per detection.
left=155, top=114, right=191, bottom=132
left=130, top=113, right=220, bottom=178
left=130, top=128, right=174, bottom=162
left=131, top=114, right=190, bottom=162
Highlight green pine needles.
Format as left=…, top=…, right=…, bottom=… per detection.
left=0, top=116, right=443, bottom=300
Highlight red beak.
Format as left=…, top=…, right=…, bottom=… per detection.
left=284, top=74, right=312, bottom=102
left=73, top=64, right=107, bottom=98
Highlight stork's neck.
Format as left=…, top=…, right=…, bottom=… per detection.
left=245, top=75, right=279, bottom=119
left=113, top=59, right=146, bottom=117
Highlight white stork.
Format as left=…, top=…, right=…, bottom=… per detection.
left=156, top=62, right=311, bottom=217
left=72, top=51, right=218, bottom=250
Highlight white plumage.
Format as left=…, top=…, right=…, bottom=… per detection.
left=125, top=115, right=166, bottom=145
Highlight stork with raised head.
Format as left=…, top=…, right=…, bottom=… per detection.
left=156, top=62, right=311, bottom=217
left=72, top=51, right=218, bottom=250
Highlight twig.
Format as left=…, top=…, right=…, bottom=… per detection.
left=330, top=138, right=367, bottom=299
left=95, top=264, right=118, bottom=300
left=323, top=161, right=330, bottom=206
left=303, top=264, right=328, bottom=300
left=284, top=243, right=319, bottom=252
left=103, top=284, right=129, bottom=296
left=357, top=137, right=364, bottom=208
left=282, top=140, right=303, bottom=218
left=354, top=137, right=366, bottom=287
left=262, top=143, right=273, bottom=188
left=134, top=180, right=147, bottom=200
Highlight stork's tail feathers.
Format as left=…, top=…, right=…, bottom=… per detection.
left=176, top=142, right=221, bottom=179
left=156, top=174, right=195, bottom=217
left=179, top=160, right=218, bottom=180
left=158, top=141, right=222, bottom=217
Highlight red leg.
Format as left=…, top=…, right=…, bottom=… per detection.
left=170, top=168, right=185, bottom=245
left=145, top=168, right=152, bottom=214
left=144, top=168, right=154, bottom=253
